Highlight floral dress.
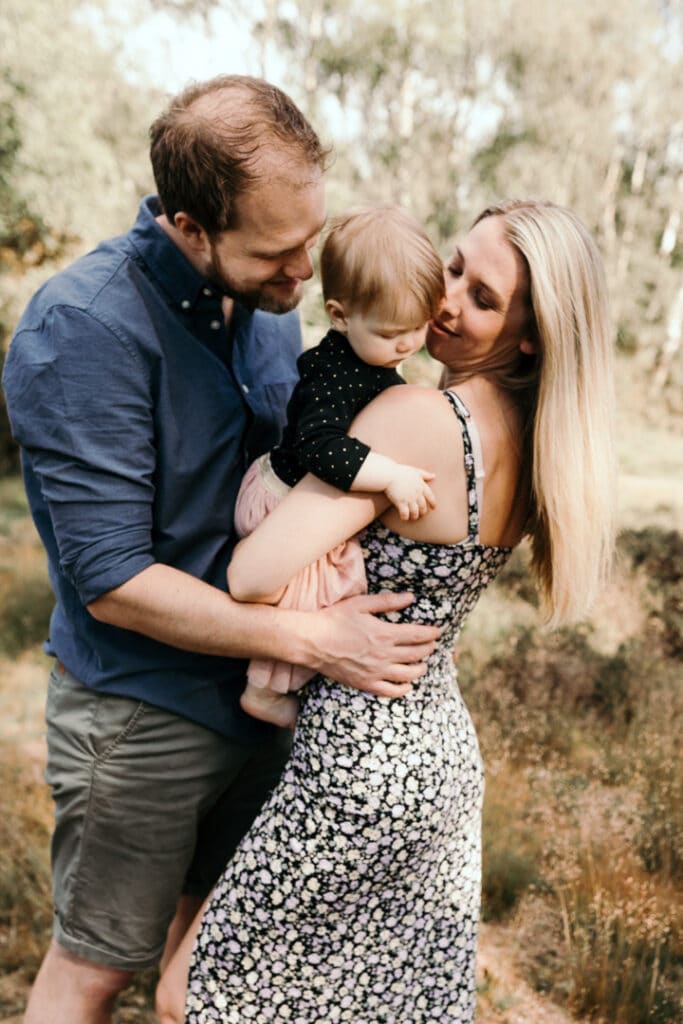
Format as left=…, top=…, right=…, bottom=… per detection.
left=186, top=390, right=512, bottom=1023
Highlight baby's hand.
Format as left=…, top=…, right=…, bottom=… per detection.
left=385, top=465, right=437, bottom=521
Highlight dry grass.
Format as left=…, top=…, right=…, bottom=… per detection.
left=460, top=518, right=683, bottom=1023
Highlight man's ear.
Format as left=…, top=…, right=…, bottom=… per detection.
left=325, top=299, right=348, bottom=332
left=173, top=212, right=210, bottom=254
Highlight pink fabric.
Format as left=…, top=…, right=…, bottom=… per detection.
left=234, top=457, right=367, bottom=694
left=234, top=456, right=286, bottom=538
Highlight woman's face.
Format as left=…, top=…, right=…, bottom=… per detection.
left=426, top=215, right=532, bottom=374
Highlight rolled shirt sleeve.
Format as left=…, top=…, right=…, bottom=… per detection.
left=4, top=305, right=156, bottom=603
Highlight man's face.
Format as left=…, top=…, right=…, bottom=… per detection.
left=207, top=163, right=326, bottom=314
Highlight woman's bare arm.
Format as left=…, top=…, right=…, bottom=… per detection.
left=228, top=385, right=452, bottom=602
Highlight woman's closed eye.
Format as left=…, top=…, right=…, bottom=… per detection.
left=473, top=289, right=496, bottom=311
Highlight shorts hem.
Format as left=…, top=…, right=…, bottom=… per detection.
left=53, top=917, right=164, bottom=972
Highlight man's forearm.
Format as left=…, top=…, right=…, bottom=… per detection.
left=87, top=563, right=439, bottom=694
left=87, top=563, right=312, bottom=665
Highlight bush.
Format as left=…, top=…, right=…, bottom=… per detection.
left=481, top=771, right=543, bottom=921
left=0, top=752, right=53, bottom=981
left=0, top=351, right=21, bottom=477
left=556, top=850, right=681, bottom=1024
left=0, top=572, right=54, bottom=657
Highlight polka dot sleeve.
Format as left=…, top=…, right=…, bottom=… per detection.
left=270, top=330, right=404, bottom=491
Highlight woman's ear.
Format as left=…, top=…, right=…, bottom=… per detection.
left=325, top=299, right=348, bottom=332
left=519, top=337, right=537, bottom=355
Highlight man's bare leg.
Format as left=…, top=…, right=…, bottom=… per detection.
left=159, top=893, right=203, bottom=974
left=23, top=940, right=132, bottom=1024
left=156, top=895, right=211, bottom=1024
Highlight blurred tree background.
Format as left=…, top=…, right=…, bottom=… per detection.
left=1, top=0, right=682, bottom=459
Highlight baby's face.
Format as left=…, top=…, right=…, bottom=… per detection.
left=343, top=312, right=428, bottom=368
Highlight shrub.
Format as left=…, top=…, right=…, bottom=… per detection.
left=556, top=849, right=681, bottom=1023
left=0, top=572, right=54, bottom=657
left=0, top=752, right=53, bottom=980
left=481, top=771, right=543, bottom=920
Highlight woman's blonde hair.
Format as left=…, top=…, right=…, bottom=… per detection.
left=320, top=205, right=445, bottom=324
left=475, top=199, right=616, bottom=626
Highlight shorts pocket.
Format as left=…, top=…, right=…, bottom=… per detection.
left=89, top=694, right=147, bottom=761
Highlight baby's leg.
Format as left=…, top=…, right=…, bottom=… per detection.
left=240, top=682, right=299, bottom=730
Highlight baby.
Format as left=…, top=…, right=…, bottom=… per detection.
left=234, top=204, right=445, bottom=728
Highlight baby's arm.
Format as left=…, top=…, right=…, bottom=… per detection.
left=352, top=453, right=436, bottom=521
left=290, top=351, right=435, bottom=519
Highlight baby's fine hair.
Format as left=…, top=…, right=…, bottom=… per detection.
left=320, top=205, right=445, bottom=323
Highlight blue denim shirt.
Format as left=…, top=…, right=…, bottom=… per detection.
left=2, top=196, right=301, bottom=740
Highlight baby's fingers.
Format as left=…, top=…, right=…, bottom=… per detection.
left=422, top=482, right=437, bottom=509
left=397, top=500, right=411, bottom=521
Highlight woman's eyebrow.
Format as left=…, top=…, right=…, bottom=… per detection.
left=456, top=246, right=505, bottom=309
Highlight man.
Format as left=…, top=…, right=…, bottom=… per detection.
left=2, top=76, right=438, bottom=1024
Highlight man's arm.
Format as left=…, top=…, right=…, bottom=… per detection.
left=88, top=564, right=438, bottom=695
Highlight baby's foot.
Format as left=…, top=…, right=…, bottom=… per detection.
left=240, top=687, right=299, bottom=731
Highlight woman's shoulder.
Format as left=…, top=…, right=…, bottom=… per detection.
left=358, top=382, right=452, bottom=418
left=350, top=383, right=463, bottom=471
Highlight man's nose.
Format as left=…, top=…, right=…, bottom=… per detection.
left=283, top=248, right=314, bottom=280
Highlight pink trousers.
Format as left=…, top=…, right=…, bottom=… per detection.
left=234, top=453, right=367, bottom=694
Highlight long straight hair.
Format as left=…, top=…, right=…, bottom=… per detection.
left=475, top=200, right=616, bottom=626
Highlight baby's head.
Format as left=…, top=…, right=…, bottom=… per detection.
left=320, top=205, right=445, bottom=368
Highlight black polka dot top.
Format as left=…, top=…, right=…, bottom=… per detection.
left=270, top=329, right=405, bottom=491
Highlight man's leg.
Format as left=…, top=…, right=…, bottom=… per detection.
left=35, top=663, right=288, bottom=1024
left=159, top=894, right=203, bottom=974
left=23, top=941, right=132, bottom=1024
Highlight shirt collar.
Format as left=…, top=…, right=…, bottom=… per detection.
left=128, top=195, right=219, bottom=312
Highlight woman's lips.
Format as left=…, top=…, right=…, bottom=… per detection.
left=429, top=319, right=458, bottom=338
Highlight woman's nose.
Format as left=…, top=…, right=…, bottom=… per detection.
left=439, top=284, right=461, bottom=321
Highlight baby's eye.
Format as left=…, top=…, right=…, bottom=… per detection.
left=447, top=263, right=463, bottom=278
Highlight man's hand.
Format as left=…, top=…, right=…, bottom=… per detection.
left=303, top=591, right=440, bottom=697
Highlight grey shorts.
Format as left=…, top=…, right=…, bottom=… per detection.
left=45, top=661, right=291, bottom=971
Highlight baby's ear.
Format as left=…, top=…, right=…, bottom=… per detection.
left=325, top=299, right=348, bottom=331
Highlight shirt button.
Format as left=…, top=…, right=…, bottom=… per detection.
left=242, top=384, right=250, bottom=394
left=210, top=319, right=222, bottom=330
left=181, top=300, right=191, bottom=310
left=202, top=286, right=213, bottom=296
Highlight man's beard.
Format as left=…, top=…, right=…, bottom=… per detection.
left=207, top=249, right=303, bottom=315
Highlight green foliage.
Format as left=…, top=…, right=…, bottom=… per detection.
left=0, top=352, right=20, bottom=475
left=0, top=572, right=54, bottom=656
left=482, top=786, right=542, bottom=920
left=0, top=0, right=157, bottom=366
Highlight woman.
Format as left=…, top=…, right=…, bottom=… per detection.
left=157, top=199, right=615, bottom=1023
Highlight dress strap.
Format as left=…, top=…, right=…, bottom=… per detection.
left=443, top=390, right=485, bottom=545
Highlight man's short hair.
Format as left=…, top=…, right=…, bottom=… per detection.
left=320, top=205, right=445, bottom=324
left=150, top=75, right=329, bottom=236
